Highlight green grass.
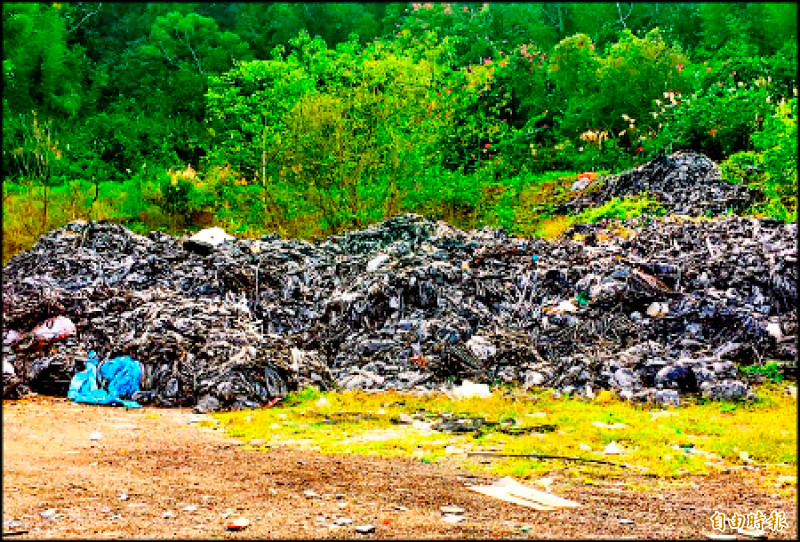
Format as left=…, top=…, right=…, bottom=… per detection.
left=213, top=383, right=797, bottom=486
left=740, top=361, right=786, bottom=383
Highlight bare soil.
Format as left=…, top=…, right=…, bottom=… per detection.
left=3, top=395, right=797, bottom=539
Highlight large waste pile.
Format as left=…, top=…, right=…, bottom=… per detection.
left=3, top=155, right=797, bottom=411
left=558, top=151, right=755, bottom=215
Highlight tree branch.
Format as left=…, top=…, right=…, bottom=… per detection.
left=69, top=3, right=102, bottom=34
left=617, top=2, right=633, bottom=30
left=184, top=30, right=203, bottom=75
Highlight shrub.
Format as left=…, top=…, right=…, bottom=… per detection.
left=651, top=81, right=773, bottom=160
left=158, top=172, right=196, bottom=217
left=721, top=97, right=798, bottom=221
left=594, top=29, right=689, bottom=144
left=753, top=97, right=798, bottom=220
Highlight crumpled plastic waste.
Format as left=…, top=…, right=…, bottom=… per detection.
left=68, top=351, right=141, bottom=408
left=32, top=316, right=76, bottom=342
left=2, top=151, right=796, bottom=410
left=448, top=379, right=492, bottom=399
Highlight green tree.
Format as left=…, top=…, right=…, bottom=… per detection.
left=547, top=33, right=601, bottom=136
left=3, top=2, right=82, bottom=116
left=595, top=29, right=688, bottom=144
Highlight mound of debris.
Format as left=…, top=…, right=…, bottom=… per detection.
left=559, top=151, right=756, bottom=215
left=3, top=160, right=796, bottom=412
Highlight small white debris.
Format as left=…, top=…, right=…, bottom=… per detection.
left=556, top=300, right=578, bottom=314
left=704, top=532, right=737, bottom=540
left=765, top=322, right=783, bottom=341
left=226, top=517, right=250, bottom=530
left=592, top=421, right=628, bottom=429
left=188, top=227, right=235, bottom=247
left=738, top=451, right=751, bottom=462
left=736, top=527, right=767, bottom=539
left=449, top=380, right=492, bottom=400
left=650, top=411, right=679, bottom=420
left=366, top=254, right=391, bottom=272
left=466, top=335, right=497, bottom=360
left=646, top=302, right=669, bottom=318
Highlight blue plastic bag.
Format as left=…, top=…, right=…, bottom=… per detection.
left=100, top=355, right=142, bottom=401
left=68, top=351, right=141, bottom=408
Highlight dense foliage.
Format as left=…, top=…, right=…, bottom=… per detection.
left=2, top=2, right=797, bottom=261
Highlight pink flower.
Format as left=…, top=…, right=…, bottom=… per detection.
left=589, top=44, right=595, bottom=51
left=677, top=63, right=684, bottom=71
left=412, top=2, right=420, bottom=10
left=444, top=6, right=452, bottom=14
left=484, top=143, right=492, bottom=148
left=423, top=2, right=432, bottom=9
left=483, top=57, right=492, bottom=65
left=463, top=5, right=469, bottom=12
left=636, top=146, right=644, bottom=152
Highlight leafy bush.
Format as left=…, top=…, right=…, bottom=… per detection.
left=752, top=98, right=798, bottom=220
left=651, top=80, right=773, bottom=160
left=722, top=97, right=797, bottom=221
left=547, top=33, right=601, bottom=137
left=158, top=174, right=196, bottom=217
left=594, top=29, right=688, bottom=143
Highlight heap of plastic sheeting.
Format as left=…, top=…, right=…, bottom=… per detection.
left=3, top=156, right=796, bottom=411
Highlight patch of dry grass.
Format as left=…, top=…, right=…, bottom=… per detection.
left=213, top=383, right=797, bottom=488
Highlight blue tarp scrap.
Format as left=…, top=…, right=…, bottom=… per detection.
left=68, top=352, right=142, bottom=408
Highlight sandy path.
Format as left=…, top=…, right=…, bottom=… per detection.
left=3, top=396, right=796, bottom=539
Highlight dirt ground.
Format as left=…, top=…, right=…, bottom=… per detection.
left=3, top=395, right=797, bottom=539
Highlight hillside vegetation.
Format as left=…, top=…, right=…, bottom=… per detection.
left=3, top=2, right=797, bottom=263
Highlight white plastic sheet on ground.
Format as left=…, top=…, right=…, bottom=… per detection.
left=467, top=476, right=581, bottom=511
